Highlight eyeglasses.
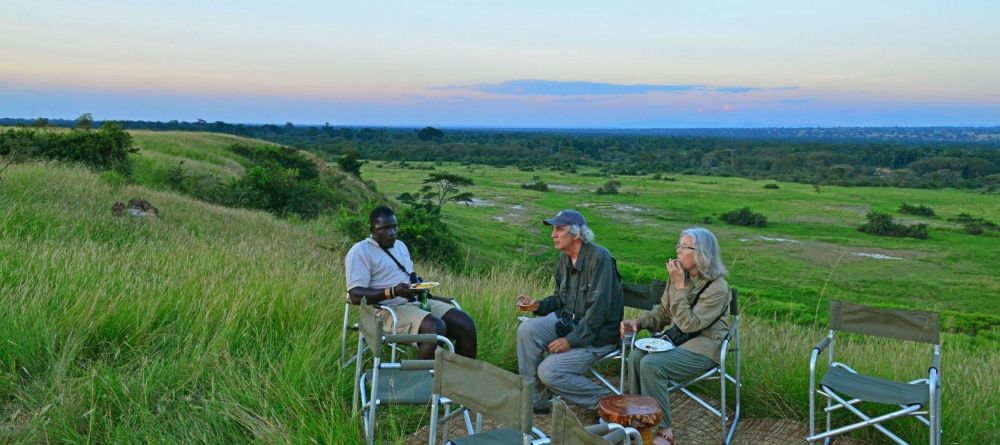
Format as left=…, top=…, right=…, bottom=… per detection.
left=675, top=244, right=696, bottom=251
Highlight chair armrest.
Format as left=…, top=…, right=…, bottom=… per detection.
left=584, top=423, right=611, bottom=435
left=929, top=350, right=941, bottom=374
left=399, top=359, right=435, bottom=370
left=813, top=335, right=833, bottom=353
left=602, top=429, right=627, bottom=444
left=428, top=294, right=458, bottom=306
left=384, top=334, right=452, bottom=348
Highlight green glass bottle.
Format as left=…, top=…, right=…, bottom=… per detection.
left=419, top=291, right=431, bottom=312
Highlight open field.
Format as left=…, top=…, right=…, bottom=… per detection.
left=363, top=162, right=1000, bottom=345
left=0, top=158, right=995, bottom=443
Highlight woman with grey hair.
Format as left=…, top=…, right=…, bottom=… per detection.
left=619, top=227, right=731, bottom=445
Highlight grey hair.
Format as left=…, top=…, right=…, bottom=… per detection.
left=567, top=224, right=596, bottom=243
left=680, top=227, right=727, bottom=280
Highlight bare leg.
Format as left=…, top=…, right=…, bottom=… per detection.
left=441, top=309, right=477, bottom=359
left=416, top=315, right=447, bottom=359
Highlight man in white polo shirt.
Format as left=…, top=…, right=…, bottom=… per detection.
left=345, top=206, right=477, bottom=359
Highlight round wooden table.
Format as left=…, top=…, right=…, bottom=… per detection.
left=598, top=395, right=663, bottom=445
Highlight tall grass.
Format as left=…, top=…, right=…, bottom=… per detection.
left=1, top=163, right=995, bottom=444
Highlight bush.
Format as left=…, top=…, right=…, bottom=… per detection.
left=858, top=211, right=929, bottom=239
left=964, top=224, right=984, bottom=235
left=521, top=177, right=548, bottom=192
left=334, top=203, right=465, bottom=271
left=0, top=122, right=137, bottom=175
left=720, top=207, right=768, bottom=227
left=763, top=183, right=780, bottom=189
left=898, top=203, right=935, bottom=217
left=595, top=180, right=621, bottom=195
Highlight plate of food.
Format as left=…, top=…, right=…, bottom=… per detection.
left=634, top=337, right=675, bottom=353
left=410, top=281, right=440, bottom=290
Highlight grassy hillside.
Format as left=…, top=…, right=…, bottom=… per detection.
left=0, top=160, right=995, bottom=444
left=363, top=162, right=1000, bottom=344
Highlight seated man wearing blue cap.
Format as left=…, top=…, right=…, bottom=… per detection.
left=515, top=209, right=624, bottom=413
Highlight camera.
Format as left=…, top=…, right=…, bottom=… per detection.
left=555, top=316, right=578, bottom=337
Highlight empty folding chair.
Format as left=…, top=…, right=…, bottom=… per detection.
left=807, top=300, right=942, bottom=445
left=429, top=349, right=548, bottom=445
left=588, top=280, right=666, bottom=395
left=542, top=399, right=643, bottom=445
left=352, top=300, right=454, bottom=445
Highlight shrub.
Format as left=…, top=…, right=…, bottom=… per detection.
left=0, top=122, right=137, bottom=175
left=595, top=180, right=621, bottom=195
left=950, top=213, right=998, bottom=233
left=334, top=202, right=465, bottom=271
left=651, top=173, right=662, bottom=180
left=763, top=183, right=780, bottom=189
left=521, top=177, right=548, bottom=192
left=898, top=203, right=935, bottom=217
left=858, top=211, right=929, bottom=239
left=964, top=224, right=984, bottom=235
left=720, top=207, right=768, bottom=227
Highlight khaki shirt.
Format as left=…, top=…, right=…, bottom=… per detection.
left=637, top=275, right=730, bottom=363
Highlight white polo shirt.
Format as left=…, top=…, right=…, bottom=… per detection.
left=345, top=237, right=413, bottom=291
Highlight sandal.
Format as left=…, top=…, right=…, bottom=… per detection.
left=652, top=428, right=675, bottom=445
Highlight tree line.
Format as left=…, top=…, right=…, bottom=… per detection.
left=4, top=117, right=999, bottom=191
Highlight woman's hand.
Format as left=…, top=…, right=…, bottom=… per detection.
left=620, top=319, right=640, bottom=337
left=666, top=259, right=685, bottom=289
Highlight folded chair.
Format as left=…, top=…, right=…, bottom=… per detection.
left=541, top=399, right=643, bottom=445
left=429, top=349, right=549, bottom=445
left=352, top=300, right=455, bottom=445
left=625, top=288, right=742, bottom=444
left=588, top=280, right=666, bottom=395
left=807, top=300, right=942, bottom=445
left=340, top=293, right=463, bottom=367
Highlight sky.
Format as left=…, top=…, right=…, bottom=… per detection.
left=2, top=0, right=999, bottom=128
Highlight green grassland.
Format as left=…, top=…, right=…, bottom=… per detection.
left=2, top=132, right=998, bottom=444
left=128, top=130, right=273, bottom=189
left=362, top=162, right=1000, bottom=345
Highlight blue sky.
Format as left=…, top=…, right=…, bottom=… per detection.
left=2, top=0, right=999, bottom=127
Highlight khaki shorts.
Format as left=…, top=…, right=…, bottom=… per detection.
left=377, top=299, right=454, bottom=335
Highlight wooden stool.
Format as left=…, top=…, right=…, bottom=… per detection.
left=598, top=394, right=663, bottom=445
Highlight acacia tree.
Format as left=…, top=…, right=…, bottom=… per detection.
left=397, top=172, right=474, bottom=214
left=75, top=113, right=93, bottom=130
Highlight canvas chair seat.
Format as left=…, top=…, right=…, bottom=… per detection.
left=449, top=427, right=526, bottom=445
left=362, top=368, right=434, bottom=404
left=821, top=365, right=928, bottom=407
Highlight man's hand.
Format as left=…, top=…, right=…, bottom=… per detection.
left=620, top=319, right=640, bottom=337
left=516, top=295, right=539, bottom=312
left=547, top=337, right=571, bottom=354
left=666, top=259, right=685, bottom=289
left=393, top=282, right=418, bottom=300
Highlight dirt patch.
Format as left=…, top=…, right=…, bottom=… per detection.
left=408, top=392, right=872, bottom=445
left=549, top=184, right=580, bottom=192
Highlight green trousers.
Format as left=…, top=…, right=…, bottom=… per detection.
left=628, top=346, right=716, bottom=429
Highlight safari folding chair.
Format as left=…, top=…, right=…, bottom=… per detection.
left=588, top=280, right=666, bottom=395
left=339, top=292, right=463, bottom=368
left=539, top=399, right=643, bottom=445
left=428, top=349, right=549, bottom=445
left=807, top=300, right=942, bottom=445
left=665, top=288, right=741, bottom=444
left=352, top=300, right=455, bottom=445
left=625, top=288, right=742, bottom=444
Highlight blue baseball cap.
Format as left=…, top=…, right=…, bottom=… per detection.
left=543, top=209, right=587, bottom=227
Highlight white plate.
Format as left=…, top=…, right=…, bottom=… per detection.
left=634, top=337, right=675, bottom=353
left=410, top=281, right=440, bottom=290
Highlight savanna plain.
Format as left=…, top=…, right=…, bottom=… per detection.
left=1, top=131, right=997, bottom=444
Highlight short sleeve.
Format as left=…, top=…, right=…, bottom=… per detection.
left=345, top=245, right=373, bottom=290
